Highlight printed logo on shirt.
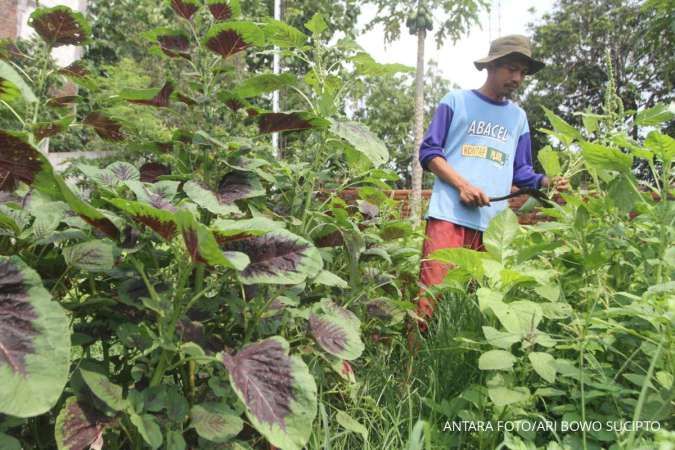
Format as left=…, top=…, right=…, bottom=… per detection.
left=461, top=144, right=507, bottom=166
left=467, top=120, right=510, bottom=142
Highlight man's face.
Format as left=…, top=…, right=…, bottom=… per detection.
left=488, top=57, right=529, bottom=98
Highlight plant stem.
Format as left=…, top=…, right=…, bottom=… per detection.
left=626, top=337, right=664, bottom=447
left=0, top=100, right=26, bottom=126
left=150, top=350, right=170, bottom=387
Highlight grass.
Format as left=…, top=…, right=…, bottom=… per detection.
left=307, top=290, right=485, bottom=450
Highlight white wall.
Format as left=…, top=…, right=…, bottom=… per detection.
left=17, top=0, right=88, bottom=67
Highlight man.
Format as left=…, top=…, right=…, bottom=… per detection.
left=414, top=35, right=568, bottom=330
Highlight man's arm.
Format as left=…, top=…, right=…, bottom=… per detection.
left=428, top=158, right=491, bottom=207
left=419, top=103, right=490, bottom=207
left=513, top=132, right=545, bottom=189
left=419, top=103, right=452, bottom=170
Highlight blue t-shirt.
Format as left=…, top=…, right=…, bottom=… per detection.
left=419, top=89, right=543, bottom=231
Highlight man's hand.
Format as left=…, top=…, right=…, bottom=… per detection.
left=542, top=176, right=570, bottom=192
left=458, top=183, right=491, bottom=207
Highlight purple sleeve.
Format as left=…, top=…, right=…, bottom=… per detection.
left=513, top=132, right=544, bottom=189
left=419, top=103, right=453, bottom=171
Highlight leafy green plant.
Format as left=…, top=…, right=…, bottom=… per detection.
left=425, top=100, right=674, bottom=449
left=0, top=4, right=421, bottom=450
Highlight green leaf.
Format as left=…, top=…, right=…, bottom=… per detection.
left=183, top=181, right=241, bottom=216
left=574, top=205, right=589, bottom=231
left=635, top=103, right=674, bottom=126
left=175, top=210, right=250, bottom=269
left=487, top=386, right=530, bottom=407
left=350, top=52, right=414, bottom=77
left=232, top=73, right=297, bottom=98
left=336, top=410, right=368, bottom=440
left=578, top=112, right=604, bottom=134
left=429, top=247, right=487, bottom=279
left=579, top=141, right=633, bottom=174
left=477, top=288, right=503, bottom=312
left=0, top=433, right=21, bottom=450
left=221, top=336, right=317, bottom=450
left=489, top=301, right=543, bottom=336
left=644, top=131, right=675, bottom=162
left=541, top=106, right=582, bottom=142
left=537, top=146, right=562, bottom=177
left=608, top=175, right=641, bottom=212
left=166, top=430, right=187, bottom=450
left=313, top=270, right=349, bottom=289
left=534, top=284, right=560, bottom=302
left=478, top=350, right=516, bottom=371
left=483, top=208, right=519, bottom=261
left=263, top=19, right=307, bottom=48
left=305, top=12, right=328, bottom=34
left=80, top=368, right=127, bottom=411
left=211, top=216, right=282, bottom=241
left=190, top=403, right=244, bottom=443
left=329, top=119, right=388, bottom=167
left=0, top=61, right=36, bottom=102
left=130, top=413, right=162, bottom=449
left=63, top=240, right=115, bottom=272
left=0, top=256, right=71, bottom=418
left=482, top=326, right=520, bottom=349
left=0, top=76, right=20, bottom=103
left=528, top=352, right=557, bottom=383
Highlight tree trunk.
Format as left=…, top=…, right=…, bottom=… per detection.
left=410, top=27, right=426, bottom=224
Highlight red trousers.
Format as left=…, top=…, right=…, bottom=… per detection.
left=416, top=218, right=485, bottom=324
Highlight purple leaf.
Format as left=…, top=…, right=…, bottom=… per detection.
left=33, top=116, right=74, bottom=140
left=58, top=61, right=89, bottom=78
left=139, top=163, right=170, bottom=183
left=29, top=6, right=91, bottom=47
left=125, top=81, right=174, bottom=108
left=209, top=3, right=233, bottom=21
left=155, top=30, right=191, bottom=58
left=257, top=112, right=329, bottom=133
left=308, top=314, right=347, bottom=357
left=308, top=299, right=363, bottom=360
left=170, top=0, right=199, bottom=19
left=220, top=230, right=322, bottom=284
left=55, top=397, right=112, bottom=450
left=83, top=112, right=124, bottom=141
left=106, top=162, right=139, bottom=182
left=0, top=256, right=70, bottom=417
left=221, top=337, right=317, bottom=449
left=46, top=95, right=79, bottom=107
left=0, top=259, right=39, bottom=376
left=108, top=198, right=177, bottom=240
left=221, top=338, right=294, bottom=428
left=204, top=22, right=264, bottom=60
left=217, top=171, right=263, bottom=204
left=0, top=130, right=49, bottom=188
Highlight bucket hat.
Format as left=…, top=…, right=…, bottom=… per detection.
left=474, top=34, right=545, bottom=74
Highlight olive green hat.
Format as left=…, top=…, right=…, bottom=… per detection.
left=474, top=34, right=545, bottom=74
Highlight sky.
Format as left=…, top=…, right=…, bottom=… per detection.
left=355, top=0, right=556, bottom=90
